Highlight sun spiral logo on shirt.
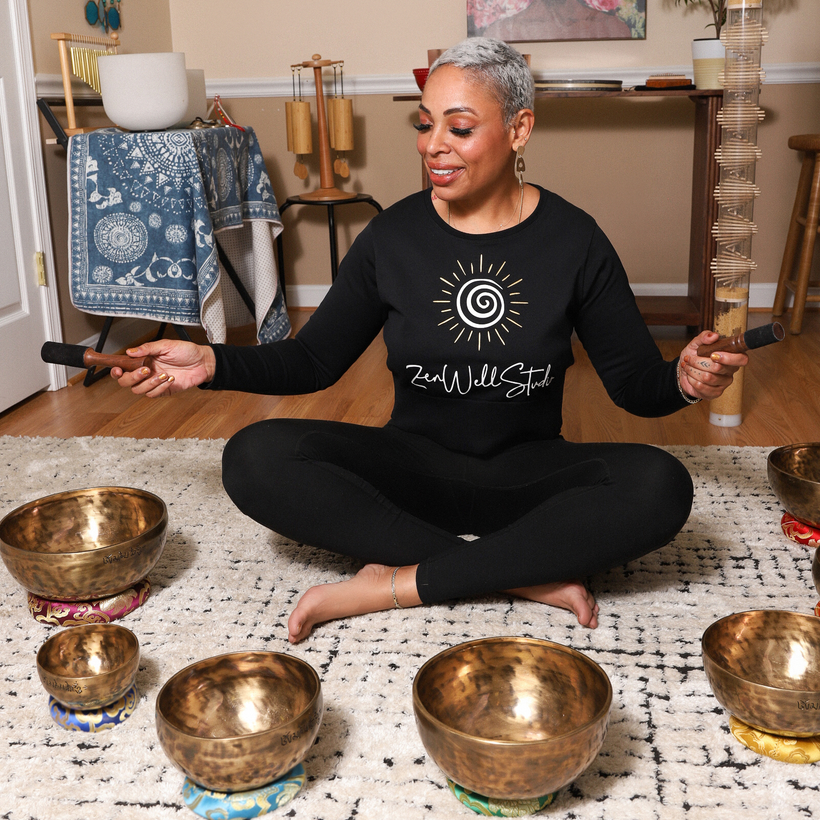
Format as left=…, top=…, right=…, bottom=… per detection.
left=435, top=255, right=527, bottom=351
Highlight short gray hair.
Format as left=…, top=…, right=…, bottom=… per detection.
left=429, top=37, right=535, bottom=126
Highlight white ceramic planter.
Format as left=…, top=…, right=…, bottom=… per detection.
left=692, top=38, right=726, bottom=90
left=98, top=52, right=188, bottom=131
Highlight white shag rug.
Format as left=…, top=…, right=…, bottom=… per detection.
left=1, top=436, right=819, bottom=820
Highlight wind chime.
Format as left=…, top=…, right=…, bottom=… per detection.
left=285, top=55, right=356, bottom=201
left=708, top=0, right=767, bottom=427
left=51, top=30, right=120, bottom=135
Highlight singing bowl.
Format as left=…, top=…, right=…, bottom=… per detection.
left=36, top=623, right=140, bottom=710
left=155, top=651, right=323, bottom=793
left=702, top=610, right=820, bottom=737
left=768, top=443, right=820, bottom=528
left=0, top=487, right=167, bottom=601
left=413, top=637, right=612, bottom=800
left=98, top=52, right=188, bottom=131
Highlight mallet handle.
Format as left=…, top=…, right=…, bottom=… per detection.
left=696, top=322, right=785, bottom=357
left=41, top=341, right=147, bottom=372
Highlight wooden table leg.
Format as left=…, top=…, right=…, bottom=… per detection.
left=688, top=93, right=723, bottom=334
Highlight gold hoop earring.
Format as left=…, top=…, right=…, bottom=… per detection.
left=515, top=146, right=526, bottom=189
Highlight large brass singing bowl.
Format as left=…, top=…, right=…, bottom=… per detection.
left=768, top=443, right=820, bottom=528
left=37, top=623, right=140, bottom=710
left=702, top=610, right=820, bottom=737
left=155, top=651, right=323, bottom=793
left=0, top=487, right=167, bottom=601
left=412, top=637, right=612, bottom=800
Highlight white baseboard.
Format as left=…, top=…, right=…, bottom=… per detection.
left=630, top=281, right=783, bottom=310
left=60, top=281, right=790, bottom=383
left=287, top=282, right=785, bottom=311
left=284, top=284, right=332, bottom=308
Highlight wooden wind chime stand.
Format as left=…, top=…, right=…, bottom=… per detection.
left=286, top=55, right=356, bottom=201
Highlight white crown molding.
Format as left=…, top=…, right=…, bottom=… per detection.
left=36, top=62, right=820, bottom=100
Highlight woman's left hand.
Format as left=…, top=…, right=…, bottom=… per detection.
left=678, top=331, right=749, bottom=401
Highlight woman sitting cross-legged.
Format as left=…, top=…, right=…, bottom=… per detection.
left=112, top=38, right=747, bottom=643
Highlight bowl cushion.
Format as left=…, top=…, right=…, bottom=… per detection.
left=182, top=764, right=306, bottom=818
left=781, top=513, right=820, bottom=547
left=49, top=684, right=139, bottom=732
left=446, top=779, right=556, bottom=816
left=729, top=715, right=820, bottom=763
left=28, top=578, right=151, bottom=626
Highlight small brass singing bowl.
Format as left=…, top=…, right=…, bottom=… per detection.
left=0, top=487, right=167, bottom=601
left=36, top=623, right=140, bottom=710
left=768, top=443, right=820, bottom=529
left=155, top=651, right=323, bottom=793
left=702, top=610, right=820, bottom=737
left=412, top=637, right=612, bottom=801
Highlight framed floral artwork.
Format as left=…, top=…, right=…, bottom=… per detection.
left=467, top=0, right=646, bottom=42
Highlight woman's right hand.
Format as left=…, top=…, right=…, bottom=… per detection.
left=110, top=340, right=216, bottom=397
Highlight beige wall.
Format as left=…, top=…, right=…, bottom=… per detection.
left=28, top=0, right=173, bottom=73
left=224, top=82, right=820, bottom=297
left=29, top=0, right=820, bottom=343
left=168, top=0, right=811, bottom=75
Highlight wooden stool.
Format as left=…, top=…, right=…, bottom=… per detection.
left=773, top=134, right=820, bottom=334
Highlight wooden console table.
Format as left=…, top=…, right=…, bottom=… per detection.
left=394, top=88, right=723, bottom=332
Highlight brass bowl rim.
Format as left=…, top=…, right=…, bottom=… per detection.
left=412, top=636, right=613, bottom=747
left=702, top=609, right=820, bottom=695
left=36, top=623, right=140, bottom=682
left=0, top=486, right=168, bottom=557
left=156, top=650, right=322, bottom=742
left=767, top=443, right=820, bottom=485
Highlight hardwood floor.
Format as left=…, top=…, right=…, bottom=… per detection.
left=1, top=309, right=818, bottom=445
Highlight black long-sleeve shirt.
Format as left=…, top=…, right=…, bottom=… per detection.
left=208, top=186, right=687, bottom=456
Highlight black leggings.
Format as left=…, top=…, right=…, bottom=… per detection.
left=221, top=419, right=693, bottom=604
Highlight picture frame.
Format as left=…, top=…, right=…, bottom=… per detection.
left=467, top=0, right=646, bottom=42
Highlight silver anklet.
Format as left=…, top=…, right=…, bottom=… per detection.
left=391, top=566, right=403, bottom=609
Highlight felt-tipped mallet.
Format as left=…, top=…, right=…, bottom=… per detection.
left=41, top=341, right=147, bottom=372
left=696, top=321, right=785, bottom=357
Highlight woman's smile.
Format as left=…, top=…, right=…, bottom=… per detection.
left=427, top=165, right=464, bottom=185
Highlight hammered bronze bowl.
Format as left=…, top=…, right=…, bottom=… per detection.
left=768, top=443, right=820, bottom=528
left=412, top=636, right=612, bottom=801
left=36, top=623, right=140, bottom=710
left=702, top=610, right=820, bottom=737
left=155, top=651, right=323, bottom=793
left=0, top=487, right=167, bottom=601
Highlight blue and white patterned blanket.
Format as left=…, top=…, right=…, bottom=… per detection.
left=68, top=125, right=290, bottom=343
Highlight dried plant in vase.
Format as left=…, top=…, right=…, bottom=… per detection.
left=675, top=0, right=728, bottom=38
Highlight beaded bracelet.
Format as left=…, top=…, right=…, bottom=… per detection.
left=676, top=361, right=702, bottom=404
left=391, top=566, right=403, bottom=609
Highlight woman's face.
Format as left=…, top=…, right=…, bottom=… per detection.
left=416, top=65, right=519, bottom=204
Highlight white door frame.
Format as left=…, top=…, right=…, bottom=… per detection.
left=9, top=0, right=66, bottom=391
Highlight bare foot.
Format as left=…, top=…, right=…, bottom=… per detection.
left=506, top=580, right=599, bottom=628
left=287, top=563, right=421, bottom=643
